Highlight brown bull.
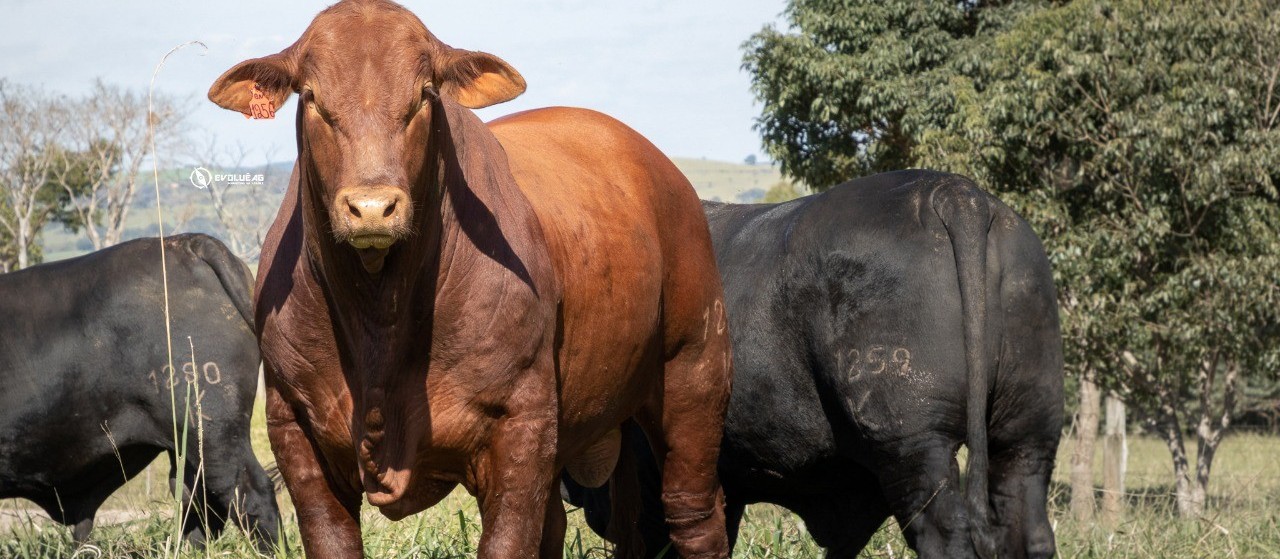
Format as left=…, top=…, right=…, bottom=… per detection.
left=207, top=1, right=732, bottom=557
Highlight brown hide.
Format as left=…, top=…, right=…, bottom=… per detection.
left=220, top=2, right=732, bottom=558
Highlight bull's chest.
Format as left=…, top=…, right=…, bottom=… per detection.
left=268, top=339, right=514, bottom=478
left=282, top=362, right=493, bottom=457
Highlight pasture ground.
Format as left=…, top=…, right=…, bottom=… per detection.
left=3, top=392, right=1278, bottom=558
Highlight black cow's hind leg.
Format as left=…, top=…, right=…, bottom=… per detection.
left=875, top=436, right=974, bottom=559
left=989, top=445, right=1056, bottom=559
left=787, top=487, right=891, bottom=559
left=37, top=497, right=95, bottom=546
left=724, top=498, right=746, bottom=553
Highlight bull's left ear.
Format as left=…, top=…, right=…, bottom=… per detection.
left=438, top=49, right=526, bottom=109
left=208, top=51, right=296, bottom=117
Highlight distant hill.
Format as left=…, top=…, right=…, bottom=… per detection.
left=36, top=157, right=781, bottom=263
left=671, top=157, right=783, bottom=204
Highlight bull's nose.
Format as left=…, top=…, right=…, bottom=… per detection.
left=335, top=186, right=409, bottom=248
left=349, top=194, right=397, bottom=220
left=343, top=188, right=403, bottom=224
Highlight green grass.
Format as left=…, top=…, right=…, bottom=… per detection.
left=5, top=391, right=1280, bottom=559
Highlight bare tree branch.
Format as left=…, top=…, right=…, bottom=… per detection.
left=54, top=80, right=190, bottom=250
left=0, top=80, right=71, bottom=269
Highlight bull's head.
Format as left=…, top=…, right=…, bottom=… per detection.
left=208, top=0, right=525, bottom=273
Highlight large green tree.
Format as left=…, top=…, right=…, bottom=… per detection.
left=746, top=0, right=1280, bottom=518
left=744, top=0, right=1049, bottom=188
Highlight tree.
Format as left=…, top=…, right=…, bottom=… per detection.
left=53, top=80, right=188, bottom=250
left=1, top=80, right=185, bottom=270
left=744, top=0, right=1043, bottom=189
left=924, top=0, right=1280, bottom=517
left=0, top=81, right=70, bottom=270
left=0, top=200, right=21, bottom=272
left=746, top=0, right=1280, bottom=518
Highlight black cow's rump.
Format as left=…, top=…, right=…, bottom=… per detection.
left=564, top=170, right=1064, bottom=559
left=0, top=234, right=281, bottom=551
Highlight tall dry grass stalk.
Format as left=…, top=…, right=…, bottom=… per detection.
left=145, top=40, right=206, bottom=559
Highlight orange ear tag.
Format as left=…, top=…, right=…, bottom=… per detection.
left=247, top=83, right=276, bottom=120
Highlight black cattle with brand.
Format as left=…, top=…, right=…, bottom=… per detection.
left=565, top=170, right=1064, bottom=559
left=0, top=234, right=281, bottom=551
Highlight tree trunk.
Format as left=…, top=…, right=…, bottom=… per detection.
left=1192, top=358, right=1237, bottom=517
left=1101, top=393, right=1127, bottom=526
left=1160, top=407, right=1195, bottom=517
left=1150, top=368, right=1198, bottom=517
left=1070, top=373, right=1101, bottom=522
left=15, top=215, right=29, bottom=270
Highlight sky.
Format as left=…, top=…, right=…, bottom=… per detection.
left=0, top=0, right=789, bottom=166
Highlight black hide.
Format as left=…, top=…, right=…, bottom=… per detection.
left=0, top=234, right=281, bottom=551
left=564, top=170, right=1064, bottom=559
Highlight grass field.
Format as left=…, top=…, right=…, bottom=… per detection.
left=4, top=388, right=1279, bottom=558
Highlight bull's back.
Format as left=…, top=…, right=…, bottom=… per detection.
left=489, top=107, right=706, bottom=441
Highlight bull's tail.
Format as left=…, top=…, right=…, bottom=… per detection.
left=933, top=177, right=998, bottom=558
left=183, top=233, right=256, bottom=328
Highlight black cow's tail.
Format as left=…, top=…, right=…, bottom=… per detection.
left=933, top=176, right=997, bottom=558
left=184, top=234, right=255, bottom=328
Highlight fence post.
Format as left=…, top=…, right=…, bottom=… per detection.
left=1102, top=393, right=1127, bottom=526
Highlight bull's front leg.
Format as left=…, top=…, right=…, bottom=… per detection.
left=473, top=371, right=559, bottom=559
left=265, top=375, right=364, bottom=558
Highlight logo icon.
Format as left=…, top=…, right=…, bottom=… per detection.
left=189, top=167, right=213, bottom=189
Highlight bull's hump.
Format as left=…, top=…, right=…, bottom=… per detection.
left=487, top=106, right=623, bottom=130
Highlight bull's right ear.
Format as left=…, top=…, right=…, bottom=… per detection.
left=208, top=52, right=296, bottom=117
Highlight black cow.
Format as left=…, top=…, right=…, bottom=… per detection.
left=564, top=170, right=1064, bottom=559
left=0, top=234, right=281, bottom=552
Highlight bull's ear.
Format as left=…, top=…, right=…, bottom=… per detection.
left=438, top=49, right=526, bottom=109
left=208, top=52, right=296, bottom=117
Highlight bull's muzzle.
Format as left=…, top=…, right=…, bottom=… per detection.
left=337, top=186, right=408, bottom=242
left=334, top=186, right=410, bottom=272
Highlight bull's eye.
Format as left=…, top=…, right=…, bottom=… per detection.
left=304, top=89, right=334, bottom=125
left=404, top=81, right=435, bottom=125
